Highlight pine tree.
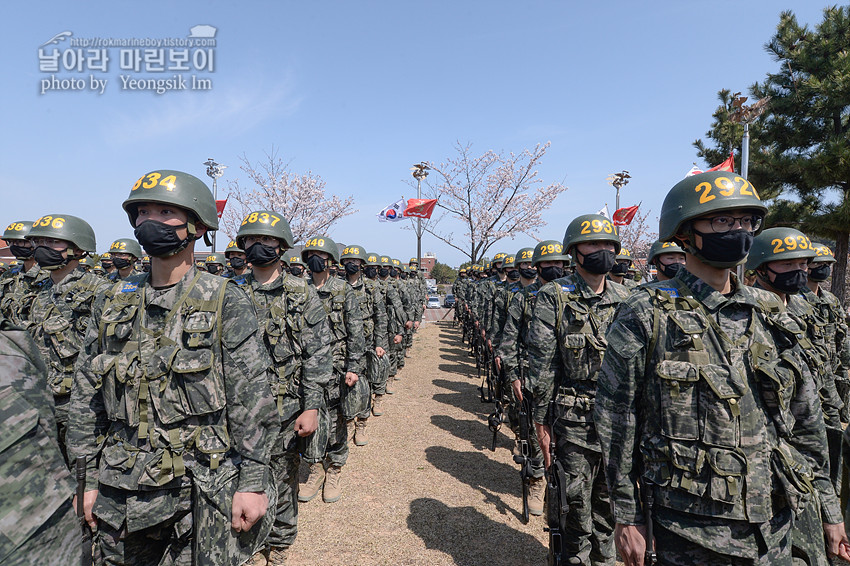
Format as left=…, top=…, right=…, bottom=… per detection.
left=751, top=6, right=850, bottom=303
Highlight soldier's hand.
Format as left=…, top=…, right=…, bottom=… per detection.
left=487, top=339, right=493, bottom=350
left=376, top=346, right=386, bottom=357
left=231, top=491, right=268, bottom=533
left=414, top=321, right=420, bottom=330
left=494, top=356, right=501, bottom=373
left=294, top=408, right=319, bottom=437
left=824, top=522, right=850, bottom=561
left=405, top=320, right=413, bottom=329
left=535, top=424, right=552, bottom=469
left=72, top=489, right=99, bottom=530
left=345, top=372, right=358, bottom=386
left=393, top=334, right=403, bottom=344
left=614, top=523, right=647, bottom=566
left=511, top=379, right=522, bottom=403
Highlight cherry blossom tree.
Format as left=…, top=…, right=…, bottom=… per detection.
left=616, top=207, right=658, bottom=278
left=220, top=147, right=356, bottom=244
left=421, top=142, right=567, bottom=264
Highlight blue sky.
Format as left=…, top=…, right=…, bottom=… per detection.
left=1, top=1, right=828, bottom=267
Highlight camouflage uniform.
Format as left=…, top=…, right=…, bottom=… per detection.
left=30, top=268, right=110, bottom=466
left=0, top=315, right=79, bottom=566
left=0, top=263, right=46, bottom=329
left=67, top=267, right=281, bottom=565
left=348, top=276, right=388, bottom=419
left=594, top=269, right=842, bottom=563
left=527, top=273, right=629, bottom=565
left=802, top=286, right=850, bottom=422
left=496, top=280, right=543, bottom=478
left=381, top=277, right=407, bottom=381
left=303, top=275, right=365, bottom=467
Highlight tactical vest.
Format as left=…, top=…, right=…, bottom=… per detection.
left=639, top=280, right=815, bottom=522
left=517, top=283, right=540, bottom=359
left=91, top=272, right=236, bottom=492
left=0, top=269, right=41, bottom=328
left=317, top=278, right=348, bottom=373
left=351, top=279, right=375, bottom=345
left=32, top=273, right=103, bottom=396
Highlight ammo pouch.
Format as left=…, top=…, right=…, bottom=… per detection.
left=342, top=373, right=371, bottom=419
left=367, top=350, right=389, bottom=387
left=770, top=441, right=815, bottom=516
left=192, top=459, right=277, bottom=566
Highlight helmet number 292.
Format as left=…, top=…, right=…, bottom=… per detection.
left=694, top=176, right=759, bottom=204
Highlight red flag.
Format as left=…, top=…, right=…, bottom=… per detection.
left=404, top=198, right=438, bottom=219
left=612, top=205, right=639, bottom=226
left=215, top=199, right=227, bottom=219
left=706, top=151, right=735, bottom=173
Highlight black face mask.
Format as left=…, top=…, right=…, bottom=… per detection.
left=379, top=267, right=390, bottom=277
left=767, top=267, right=808, bottom=293
left=809, top=263, right=831, bottom=282
left=10, top=244, right=33, bottom=259
left=328, top=268, right=338, bottom=276
left=134, top=220, right=191, bottom=257
left=112, top=257, right=133, bottom=270
left=539, top=266, right=564, bottom=282
left=306, top=255, right=327, bottom=274
left=142, top=265, right=150, bottom=272
left=519, top=267, right=537, bottom=280
left=660, top=262, right=684, bottom=279
left=610, top=262, right=629, bottom=275
left=578, top=250, right=616, bottom=274
left=206, top=265, right=222, bottom=274
left=389, top=267, right=398, bottom=277
left=506, top=269, right=520, bottom=281
left=290, top=266, right=304, bottom=277
left=34, top=246, right=69, bottom=269
left=692, top=228, right=753, bottom=268
left=229, top=257, right=246, bottom=270
left=343, top=262, right=361, bottom=275
left=246, top=243, right=280, bottom=266
left=101, top=261, right=113, bottom=269
left=364, top=266, right=378, bottom=278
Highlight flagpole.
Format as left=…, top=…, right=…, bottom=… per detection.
left=411, top=163, right=429, bottom=269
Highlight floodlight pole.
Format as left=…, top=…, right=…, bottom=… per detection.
left=204, top=158, right=226, bottom=252
left=412, top=164, right=429, bottom=268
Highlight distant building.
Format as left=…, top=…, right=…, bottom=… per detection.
left=420, top=252, right=436, bottom=277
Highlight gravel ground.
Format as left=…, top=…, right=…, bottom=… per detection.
left=286, top=320, right=549, bottom=565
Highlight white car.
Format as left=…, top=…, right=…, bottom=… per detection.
left=427, top=296, right=442, bottom=309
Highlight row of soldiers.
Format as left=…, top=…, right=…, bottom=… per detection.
left=0, top=169, right=427, bottom=566
left=454, top=171, right=850, bottom=565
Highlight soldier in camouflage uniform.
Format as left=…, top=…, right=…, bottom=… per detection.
left=107, top=238, right=144, bottom=282
left=0, top=220, right=46, bottom=329
left=229, top=210, right=333, bottom=566
left=27, top=214, right=111, bottom=467
left=299, top=236, right=365, bottom=505
left=223, top=240, right=249, bottom=279
left=494, top=244, right=549, bottom=516
left=594, top=172, right=850, bottom=565
left=527, top=215, right=629, bottom=566
left=68, top=171, right=281, bottom=566
left=802, top=244, right=850, bottom=425
left=100, top=252, right=116, bottom=278
left=364, top=253, right=397, bottom=415
left=0, top=313, right=80, bottom=566
left=747, top=227, right=843, bottom=566
left=646, top=240, right=686, bottom=283
left=378, top=255, right=408, bottom=394
left=342, top=245, right=388, bottom=446
left=608, top=247, right=637, bottom=289
left=202, top=254, right=225, bottom=276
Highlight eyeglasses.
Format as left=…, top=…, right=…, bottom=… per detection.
left=701, top=214, right=763, bottom=233
left=29, top=237, right=67, bottom=248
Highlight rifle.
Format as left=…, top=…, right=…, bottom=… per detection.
left=478, top=334, right=494, bottom=403
left=487, top=362, right=505, bottom=450
left=644, top=483, right=657, bottom=566
left=76, top=456, right=93, bottom=566
left=544, top=425, right=567, bottom=566
left=513, top=385, right=542, bottom=523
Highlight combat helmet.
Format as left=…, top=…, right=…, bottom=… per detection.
left=531, top=240, right=570, bottom=266
left=745, top=227, right=815, bottom=271
left=27, top=214, right=96, bottom=253
left=515, top=247, right=535, bottom=266
left=810, top=243, right=836, bottom=264
left=647, top=240, right=686, bottom=265
left=236, top=210, right=294, bottom=250
left=341, top=244, right=368, bottom=263
left=301, top=236, right=340, bottom=264
left=3, top=220, right=33, bottom=242
left=562, top=214, right=620, bottom=255
left=123, top=170, right=219, bottom=231
left=109, top=238, right=144, bottom=259
left=205, top=253, right=225, bottom=266
left=224, top=240, right=244, bottom=256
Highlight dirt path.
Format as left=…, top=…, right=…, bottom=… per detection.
left=286, top=319, right=549, bottom=566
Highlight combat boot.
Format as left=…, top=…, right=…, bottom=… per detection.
left=323, top=465, right=343, bottom=502
left=528, top=476, right=546, bottom=516
left=267, top=546, right=289, bottom=566
left=246, top=549, right=269, bottom=566
left=386, top=374, right=396, bottom=394
left=298, top=462, right=325, bottom=502
left=346, top=419, right=355, bottom=442
left=354, top=418, right=369, bottom=446
left=372, top=394, right=385, bottom=416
